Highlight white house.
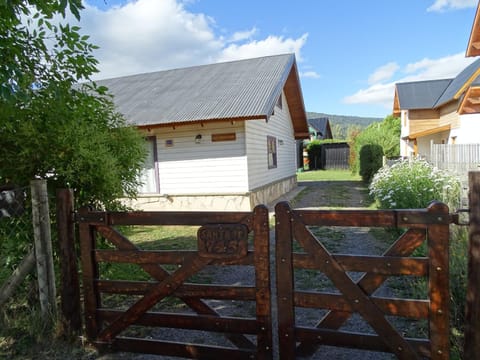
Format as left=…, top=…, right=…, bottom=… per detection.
left=97, top=54, right=309, bottom=211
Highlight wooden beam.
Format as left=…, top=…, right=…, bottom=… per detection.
left=472, top=41, right=480, bottom=50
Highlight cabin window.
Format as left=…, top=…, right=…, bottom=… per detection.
left=138, top=136, right=159, bottom=193
left=267, top=136, right=277, bottom=169
left=276, top=94, right=283, bottom=110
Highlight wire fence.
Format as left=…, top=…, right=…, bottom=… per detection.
left=0, top=186, right=34, bottom=286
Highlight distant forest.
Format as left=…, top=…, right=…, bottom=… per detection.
left=307, top=112, right=383, bottom=140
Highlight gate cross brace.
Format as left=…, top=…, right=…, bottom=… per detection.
left=97, top=251, right=212, bottom=342
left=293, top=220, right=421, bottom=360
left=296, top=228, right=427, bottom=356
left=96, top=226, right=255, bottom=349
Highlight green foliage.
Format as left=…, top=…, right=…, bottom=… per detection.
left=306, top=140, right=322, bottom=169
left=369, top=158, right=461, bottom=210
left=350, top=115, right=401, bottom=176
left=0, top=2, right=146, bottom=353
left=0, top=0, right=93, bottom=100
left=0, top=0, right=146, bottom=208
left=296, top=169, right=361, bottom=182
left=449, top=226, right=468, bottom=358
left=359, top=144, right=383, bottom=183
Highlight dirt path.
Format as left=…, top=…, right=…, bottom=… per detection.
left=288, top=181, right=396, bottom=359
left=98, top=180, right=401, bottom=360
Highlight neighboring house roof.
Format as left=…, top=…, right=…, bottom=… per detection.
left=307, top=117, right=332, bottom=139
left=96, top=53, right=309, bottom=139
left=395, top=79, right=452, bottom=111
left=435, top=58, right=480, bottom=107
left=393, top=58, right=480, bottom=116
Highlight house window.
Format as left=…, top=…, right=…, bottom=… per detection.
left=138, top=136, right=159, bottom=193
left=267, top=136, right=277, bottom=169
left=276, top=94, right=283, bottom=110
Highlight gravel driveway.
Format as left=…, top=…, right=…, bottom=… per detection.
left=98, top=180, right=403, bottom=360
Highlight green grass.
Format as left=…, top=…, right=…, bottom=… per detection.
left=297, top=169, right=361, bottom=182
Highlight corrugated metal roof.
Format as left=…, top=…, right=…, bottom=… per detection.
left=396, top=79, right=452, bottom=109
left=96, top=54, right=297, bottom=127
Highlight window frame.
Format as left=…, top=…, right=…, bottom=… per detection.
left=267, top=135, right=278, bottom=169
left=139, top=136, right=160, bottom=193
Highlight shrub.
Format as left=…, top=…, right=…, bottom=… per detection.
left=350, top=115, right=400, bottom=175
left=369, top=158, right=461, bottom=210
left=306, top=140, right=322, bottom=170
left=359, top=144, right=383, bottom=183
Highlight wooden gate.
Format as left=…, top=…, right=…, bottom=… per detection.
left=275, top=201, right=450, bottom=360
left=77, top=205, right=272, bottom=359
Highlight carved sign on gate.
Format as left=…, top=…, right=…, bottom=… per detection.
left=197, top=224, right=248, bottom=259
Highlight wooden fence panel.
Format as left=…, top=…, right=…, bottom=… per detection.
left=275, top=201, right=450, bottom=360
left=77, top=205, right=272, bottom=359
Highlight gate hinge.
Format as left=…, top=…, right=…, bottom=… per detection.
left=74, top=211, right=109, bottom=225
left=451, top=208, right=470, bottom=226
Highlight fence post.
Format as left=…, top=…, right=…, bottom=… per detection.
left=31, top=179, right=56, bottom=317
left=56, top=188, right=81, bottom=335
left=464, top=171, right=480, bottom=358
left=275, top=202, right=296, bottom=360
left=0, top=249, right=36, bottom=307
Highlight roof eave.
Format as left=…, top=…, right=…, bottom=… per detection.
left=467, top=3, right=480, bottom=57
left=284, top=59, right=309, bottom=139
left=405, top=124, right=451, bottom=140
left=136, top=115, right=267, bottom=130
left=392, top=86, right=401, bottom=117
left=458, top=86, right=480, bottom=114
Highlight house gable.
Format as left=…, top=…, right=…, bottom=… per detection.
left=307, top=117, right=333, bottom=140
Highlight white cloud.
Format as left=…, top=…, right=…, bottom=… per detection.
left=343, top=52, right=476, bottom=108
left=368, top=62, right=399, bottom=85
left=300, top=71, right=321, bottom=79
left=217, top=34, right=308, bottom=63
left=79, top=0, right=311, bottom=80
left=427, top=0, right=477, bottom=12
left=228, top=27, right=257, bottom=42
left=403, top=54, right=473, bottom=80
left=344, top=83, right=395, bottom=106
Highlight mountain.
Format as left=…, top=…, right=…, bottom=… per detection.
left=307, top=112, right=383, bottom=139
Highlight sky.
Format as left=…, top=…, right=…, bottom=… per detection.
left=73, top=0, right=479, bottom=119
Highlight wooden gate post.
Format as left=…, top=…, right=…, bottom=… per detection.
left=275, top=201, right=296, bottom=360
left=464, top=171, right=480, bottom=358
left=31, top=179, right=56, bottom=317
left=56, top=189, right=81, bottom=335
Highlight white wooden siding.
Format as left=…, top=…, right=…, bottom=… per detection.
left=144, top=121, right=249, bottom=195
left=245, top=91, right=297, bottom=190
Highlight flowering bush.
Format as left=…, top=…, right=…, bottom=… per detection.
left=369, top=158, right=461, bottom=210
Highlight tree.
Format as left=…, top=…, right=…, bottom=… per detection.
left=0, top=0, right=146, bottom=208
left=350, top=115, right=400, bottom=177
